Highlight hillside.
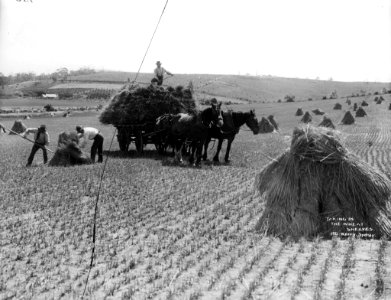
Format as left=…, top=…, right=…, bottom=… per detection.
left=68, top=71, right=391, bottom=103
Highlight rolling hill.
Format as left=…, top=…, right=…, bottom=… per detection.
left=67, top=71, right=391, bottom=103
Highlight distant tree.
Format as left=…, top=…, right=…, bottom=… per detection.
left=55, top=68, right=69, bottom=82
left=0, top=73, right=5, bottom=89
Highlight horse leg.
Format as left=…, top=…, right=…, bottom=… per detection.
left=174, top=140, right=183, bottom=163
left=224, top=137, right=234, bottom=163
left=213, top=139, right=223, bottom=162
left=189, top=141, right=195, bottom=165
left=195, top=141, right=202, bottom=166
left=203, top=136, right=211, bottom=161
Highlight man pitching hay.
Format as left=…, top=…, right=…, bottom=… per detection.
left=76, top=126, right=104, bottom=163
left=152, top=61, right=173, bottom=86
left=254, top=125, right=391, bottom=239
left=24, top=125, right=50, bottom=166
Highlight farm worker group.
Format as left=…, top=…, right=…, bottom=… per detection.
left=151, top=61, right=173, bottom=86
left=23, top=124, right=104, bottom=166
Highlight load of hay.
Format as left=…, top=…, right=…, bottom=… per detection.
left=255, top=125, right=391, bottom=239
left=333, top=103, right=342, bottom=110
left=99, top=85, right=196, bottom=126
left=341, top=111, right=355, bottom=125
left=312, top=109, right=325, bottom=115
left=355, top=107, right=367, bottom=117
left=361, top=100, right=369, bottom=106
left=295, top=108, right=303, bottom=116
left=318, top=116, right=335, bottom=129
left=49, top=131, right=91, bottom=166
left=57, top=131, right=79, bottom=147
left=300, top=111, right=312, bottom=123
left=9, top=120, right=27, bottom=135
left=268, top=115, right=278, bottom=130
left=258, top=117, right=275, bottom=133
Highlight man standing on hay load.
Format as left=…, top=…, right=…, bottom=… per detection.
left=76, top=126, right=104, bottom=163
left=152, top=61, right=173, bottom=86
left=24, top=125, right=50, bottom=167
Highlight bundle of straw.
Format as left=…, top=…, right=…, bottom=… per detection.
left=255, top=125, right=391, bottom=239
left=355, top=107, right=367, bottom=117
left=318, top=116, right=335, bottom=129
left=333, top=103, right=342, bottom=110
left=9, top=120, right=27, bottom=135
left=295, top=108, right=303, bottom=116
left=301, top=112, right=312, bottom=123
left=258, top=117, right=275, bottom=133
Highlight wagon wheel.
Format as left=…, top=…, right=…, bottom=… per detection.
left=117, top=129, right=129, bottom=152
left=135, top=132, right=144, bottom=154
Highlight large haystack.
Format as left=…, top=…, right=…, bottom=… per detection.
left=355, top=107, right=367, bottom=117
left=49, top=143, right=92, bottom=167
left=300, top=112, right=312, bottom=123
left=318, top=116, right=335, bottom=129
left=9, top=120, right=27, bottom=135
left=295, top=108, right=303, bottom=116
left=312, top=109, right=325, bottom=115
left=268, top=115, right=278, bottom=130
left=333, top=103, right=342, bottom=110
left=57, top=131, right=79, bottom=147
left=255, top=126, right=391, bottom=239
left=341, top=111, right=355, bottom=125
left=258, top=117, right=275, bottom=133
left=99, top=85, right=195, bottom=126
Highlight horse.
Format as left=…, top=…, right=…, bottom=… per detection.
left=203, top=109, right=259, bottom=163
left=157, top=103, right=223, bottom=166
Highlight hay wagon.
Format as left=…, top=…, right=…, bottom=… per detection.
left=115, top=122, right=166, bottom=154
left=100, top=85, right=196, bottom=154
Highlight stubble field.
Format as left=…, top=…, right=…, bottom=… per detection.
left=1, top=95, right=391, bottom=299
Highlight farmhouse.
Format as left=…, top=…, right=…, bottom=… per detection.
left=42, top=94, right=59, bottom=99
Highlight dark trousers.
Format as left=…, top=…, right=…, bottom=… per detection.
left=91, top=134, right=104, bottom=162
left=157, top=75, right=163, bottom=86
left=27, top=143, right=48, bottom=166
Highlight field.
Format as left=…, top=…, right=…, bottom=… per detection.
left=1, top=93, right=391, bottom=299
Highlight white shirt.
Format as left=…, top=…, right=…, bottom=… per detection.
left=79, top=127, right=99, bottom=148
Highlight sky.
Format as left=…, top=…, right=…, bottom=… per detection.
left=0, top=0, right=390, bottom=82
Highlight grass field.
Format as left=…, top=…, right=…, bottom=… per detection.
left=1, top=94, right=391, bottom=299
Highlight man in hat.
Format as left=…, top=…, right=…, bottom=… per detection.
left=76, top=125, right=104, bottom=163
left=153, top=61, right=173, bottom=86
left=24, top=124, right=50, bottom=166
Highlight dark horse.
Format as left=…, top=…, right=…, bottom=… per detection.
left=203, top=110, right=259, bottom=163
left=157, top=103, right=223, bottom=166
